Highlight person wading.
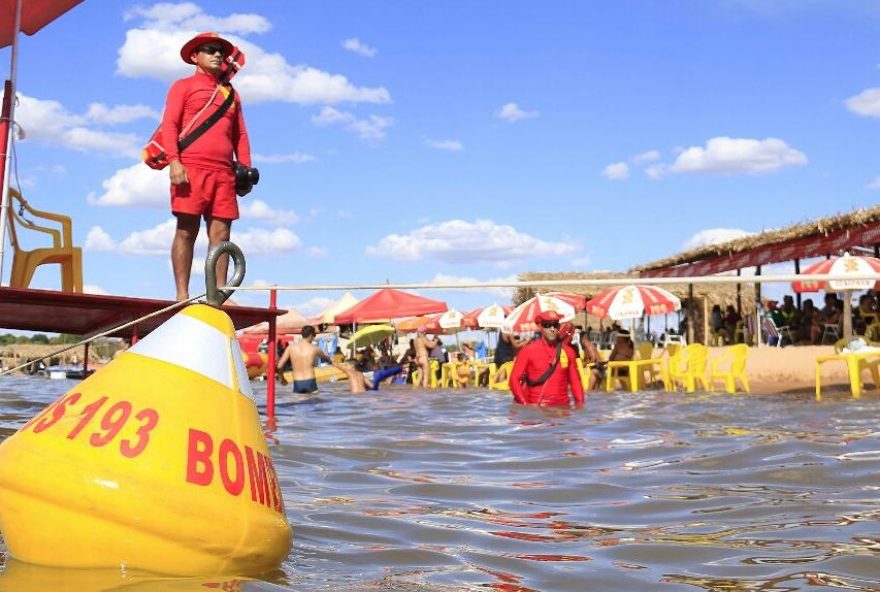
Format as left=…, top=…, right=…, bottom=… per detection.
left=276, top=326, right=333, bottom=394
left=508, top=311, right=585, bottom=408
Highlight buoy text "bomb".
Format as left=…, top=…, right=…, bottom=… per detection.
left=186, top=429, right=284, bottom=514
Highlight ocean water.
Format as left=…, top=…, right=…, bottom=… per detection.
left=1, top=376, right=879, bottom=591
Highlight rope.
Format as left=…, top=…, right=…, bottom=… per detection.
left=222, top=272, right=880, bottom=292
left=0, top=293, right=205, bottom=377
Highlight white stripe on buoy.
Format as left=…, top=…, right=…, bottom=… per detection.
left=128, top=313, right=253, bottom=399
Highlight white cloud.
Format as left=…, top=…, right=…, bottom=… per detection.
left=292, top=296, right=335, bottom=316
left=239, top=199, right=299, bottom=225
left=601, top=162, right=629, bottom=180
left=85, top=103, right=160, bottom=125
left=644, top=164, right=667, bottom=179
left=84, top=226, right=117, bottom=251
left=425, top=139, right=463, bottom=151
left=123, top=3, right=272, bottom=34
left=15, top=94, right=142, bottom=157
left=117, top=8, right=390, bottom=105
left=312, top=106, right=392, bottom=140
left=231, top=227, right=301, bottom=254
left=342, top=38, right=377, bottom=58
left=632, top=150, right=661, bottom=164
left=682, top=228, right=754, bottom=251
left=426, top=273, right=516, bottom=299
left=83, top=284, right=109, bottom=295
left=868, top=176, right=880, bottom=190
left=845, top=88, right=880, bottom=117
left=253, top=152, right=316, bottom=164
left=307, top=246, right=329, bottom=258
left=366, top=219, right=579, bottom=264
left=114, top=218, right=301, bottom=256
left=668, top=137, right=807, bottom=175
left=88, top=163, right=168, bottom=207
left=496, top=102, right=539, bottom=122
left=119, top=218, right=181, bottom=255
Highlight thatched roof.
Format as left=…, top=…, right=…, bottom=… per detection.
left=633, top=203, right=880, bottom=273
left=514, top=271, right=756, bottom=312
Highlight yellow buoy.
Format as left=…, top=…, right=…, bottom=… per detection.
left=0, top=304, right=292, bottom=576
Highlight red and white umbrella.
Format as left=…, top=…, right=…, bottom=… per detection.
left=543, top=291, right=587, bottom=311
left=470, top=304, right=510, bottom=329
left=792, top=253, right=880, bottom=293
left=585, top=285, right=681, bottom=320
left=502, top=295, right=576, bottom=333
left=792, top=252, right=880, bottom=339
left=437, top=308, right=469, bottom=332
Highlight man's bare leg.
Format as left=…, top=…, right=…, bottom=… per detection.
left=206, top=216, right=232, bottom=292
left=172, top=213, right=201, bottom=301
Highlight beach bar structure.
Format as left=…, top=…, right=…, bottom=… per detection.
left=514, top=271, right=756, bottom=345
left=630, top=204, right=880, bottom=343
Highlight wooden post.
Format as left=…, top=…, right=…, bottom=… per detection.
left=794, top=259, right=801, bottom=309
left=736, top=268, right=742, bottom=314
left=687, top=283, right=694, bottom=345
left=267, top=288, right=278, bottom=421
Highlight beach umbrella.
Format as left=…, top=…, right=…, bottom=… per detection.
left=502, top=294, right=576, bottom=333
left=315, top=292, right=359, bottom=325
left=471, top=304, right=510, bottom=329
left=543, top=291, right=588, bottom=312
left=585, top=285, right=681, bottom=320
left=350, top=324, right=395, bottom=351
left=241, top=307, right=307, bottom=335
left=334, top=288, right=447, bottom=324
left=395, top=314, right=441, bottom=333
left=791, top=252, right=880, bottom=340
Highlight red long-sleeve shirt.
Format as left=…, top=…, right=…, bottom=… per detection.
left=161, top=71, right=250, bottom=171
left=508, top=338, right=585, bottom=407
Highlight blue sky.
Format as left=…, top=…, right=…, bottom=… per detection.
left=4, top=1, right=880, bottom=317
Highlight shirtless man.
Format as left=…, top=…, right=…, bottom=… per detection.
left=414, top=326, right=436, bottom=388
left=276, top=325, right=332, bottom=393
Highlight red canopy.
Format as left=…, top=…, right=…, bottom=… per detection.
left=0, top=0, right=85, bottom=48
left=334, top=288, right=447, bottom=324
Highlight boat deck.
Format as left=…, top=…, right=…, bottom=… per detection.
left=0, top=287, right=281, bottom=339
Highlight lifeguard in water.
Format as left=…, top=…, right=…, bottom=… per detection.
left=508, top=311, right=585, bottom=408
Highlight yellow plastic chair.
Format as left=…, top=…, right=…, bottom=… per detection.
left=489, top=361, right=513, bottom=391
left=6, top=188, right=83, bottom=292
left=708, top=344, right=750, bottom=394
left=668, top=343, right=709, bottom=393
left=831, top=337, right=880, bottom=396
left=449, top=361, right=472, bottom=388
left=411, top=359, right=440, bottom=389
left=635, top=342, right=660, bottom=387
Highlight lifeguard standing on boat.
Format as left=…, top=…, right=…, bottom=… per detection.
left=508, top=311, right=585, bottom=408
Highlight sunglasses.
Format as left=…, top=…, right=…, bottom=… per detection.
left=198, top=45, right=226, bottom=56
left=541, top=321, right=560, bottom=329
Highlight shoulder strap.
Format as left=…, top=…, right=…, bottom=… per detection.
left=522, top=341, right=564, bottom=387
left=178, top=86, right=235, bottom=153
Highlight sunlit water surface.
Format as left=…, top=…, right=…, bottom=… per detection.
left=1, top=376, right=879, bottom=591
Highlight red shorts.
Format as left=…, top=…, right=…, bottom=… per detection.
left=170, top=165, right=238, bottom=220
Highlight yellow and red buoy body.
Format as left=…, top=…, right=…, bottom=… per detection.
left=0, top=304, right=292, bottom=576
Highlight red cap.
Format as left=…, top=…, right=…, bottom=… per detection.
left=534, top=310, right=562, bottom=323
left=180, top=32, right=234, bottom=64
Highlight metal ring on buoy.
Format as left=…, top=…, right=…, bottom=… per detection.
left=205, top=241, right=246, bottom=307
